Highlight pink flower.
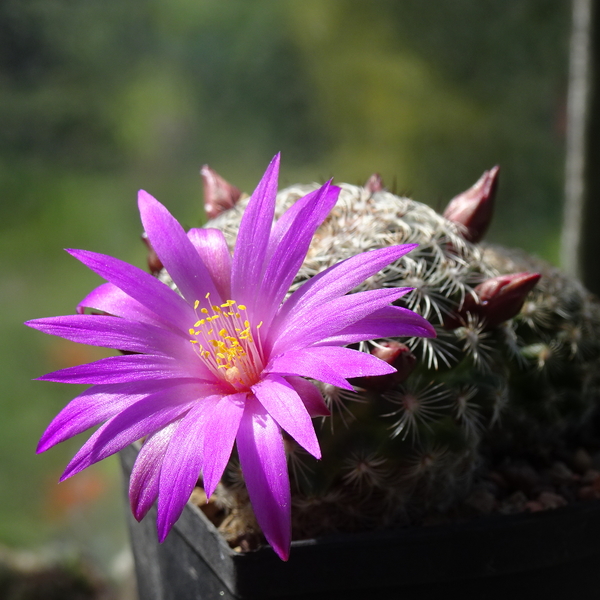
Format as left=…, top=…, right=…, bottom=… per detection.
left=446, top=272, right=541, bottom=330
left=201, top=164, right=242, bottom=219
left=443, top=165, right=500, bottom=243
left=27, top=155, right=435, bottom=560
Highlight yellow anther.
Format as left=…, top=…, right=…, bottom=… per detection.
left=257, top=321, right=263, bottom=329
left=189, top=294, right=262, bottom=386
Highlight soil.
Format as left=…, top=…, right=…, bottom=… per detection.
left=191, top=443, right=600, bottom=553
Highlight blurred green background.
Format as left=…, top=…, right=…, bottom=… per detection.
left=1, top=0, right=569, bottom=582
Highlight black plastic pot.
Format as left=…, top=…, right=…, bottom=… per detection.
left=120, top=444, right=600, bottom=599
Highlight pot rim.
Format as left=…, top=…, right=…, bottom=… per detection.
left=121, top=444, right=600, bottom=598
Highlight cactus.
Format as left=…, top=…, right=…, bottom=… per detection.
left=177, top=167, right=600, bottom=548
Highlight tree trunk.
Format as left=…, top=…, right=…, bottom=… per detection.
left=562, top=0, right=600, bottom=296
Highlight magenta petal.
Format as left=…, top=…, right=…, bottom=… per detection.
left=37, top=354, right=212, bottom=384
left=157, top=396, right=222, bottom=541
left=187, top=228, right=232, bottom=301
left=266, top=352, right=353, bottom=391
left=288, top=346, right=395, bottom=378
left=77, top=282, right=179, bottom=332
left=26, top=315, right=189, bottom=356
left=67, top=249, right=193, bottom=330
left=252, top=375, right=320, bottom=458
left=317, top=305, right=436, bottom=345
left=273, top=245, right=416, bottom=333
left=258, top=182, right=340, bottom=323
left=201, top=392, right=246, bottom=498
left=138, top=190, right=220, bottom=304
left=285, top=376, right=330, bottom=417
left=266, top=183, right=339, bottom=264
left=130, top=421, right=179, bottom=521
left=60, top=382, right=204, bottom=481
left=37, top=379, right=189, bottom=453
left=272, top=287, right=412, bottom=355
left=236, top=396, right=291, bottom=561
left=231, top=154, right=280, bottom=307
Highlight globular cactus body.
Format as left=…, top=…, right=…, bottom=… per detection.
left=197, top=170, right=600, bottom=545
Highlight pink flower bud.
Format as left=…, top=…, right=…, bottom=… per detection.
left=351, top=342, right=417, bottom=391
left=446, top=272, right=541, bottom=330
left=365, top=173, right=384, bottom=193
left=201, top=165, right=242, bottom=220
left=141, top=232, right=163, bottom=275
left=443, top=165, right=500, bottom=243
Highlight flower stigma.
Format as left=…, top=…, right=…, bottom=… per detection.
left=189, top=293, right=264, bottom=390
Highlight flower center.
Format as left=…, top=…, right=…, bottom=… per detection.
left=189, top=294, right=263, bottom=390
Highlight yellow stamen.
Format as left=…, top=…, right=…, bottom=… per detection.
left=188, top=296, right=264, bottom=390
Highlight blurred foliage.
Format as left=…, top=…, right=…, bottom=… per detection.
left=0, top=0, right=569, bottom=571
